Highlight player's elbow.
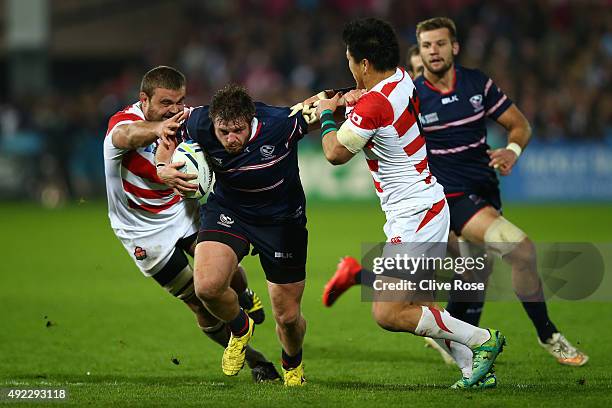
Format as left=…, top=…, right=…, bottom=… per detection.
left=326, top=155, right=347, bottom=166
left=324, top=146, right=351, bottom=166
left=524, top=121, right=533, bottom=140
left=111, top=129, right=133, bottom=150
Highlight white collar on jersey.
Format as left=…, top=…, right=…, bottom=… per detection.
left=372, top=67, right=403, bottom=91
left=247, top=117, right=259, bottom=142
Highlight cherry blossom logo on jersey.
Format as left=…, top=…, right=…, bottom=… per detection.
left=218, top=213, right=234, bottom=228
left=469, top=94, right=484, bottom=112
left=134, top=246, right=147, bottom=260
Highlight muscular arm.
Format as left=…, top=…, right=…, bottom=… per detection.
left=488, top=104, right=532, bottom=175
left=316, top=93, right=366, bottom=165
left=321, top=125, right=357, bottom=165
left=113, top=110, right=186, bottom=150
left=112, top=121, right=162, bottom=150
left=496, top=104, right=532, bottom=149
left=308, top=108, right=346, bottom=133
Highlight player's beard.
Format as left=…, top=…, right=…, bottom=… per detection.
left=144, top=107, right=173, bottom=122
left=143, top=107, right=161, bottom=122
left=425, top=56, right=453, bottom=76
left=225, top=143, right=244, bottom=155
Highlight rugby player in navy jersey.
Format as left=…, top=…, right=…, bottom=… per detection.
left=156, top=84, right=345, bottom=386
left=105, top=66, right=279, bottom=383
left=323, top=17, right=587, bottom=367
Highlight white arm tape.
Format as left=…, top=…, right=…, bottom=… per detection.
left=506, top=142, right=522, bottom=157
left=337, top=122, right=369, bottom=154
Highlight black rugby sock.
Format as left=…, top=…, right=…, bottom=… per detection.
left=281, top=348, right=302, bottom=370
left=228, top=309, right=250, bottom=337
left=446, top=301, right=484, bottom=326
left=521, top=301, right=558, bottom=343
left=517, top=282, right=557, bottom=342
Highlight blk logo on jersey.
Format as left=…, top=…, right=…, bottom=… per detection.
left=470, top=94, right=484, bottom=112
left=218, top=214, right=234, bottom=228
left=441, top=95, right=459, bottom=105
left=274, top=251, right=293, bottom=259
left=260, top=145, right=275, bottom=159
left=134, top=246, right=147, bottom=260
left=211, top=157, right=223, bottom=166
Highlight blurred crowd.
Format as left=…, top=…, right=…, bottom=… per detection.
left=0, top=0, right=610, bottom=201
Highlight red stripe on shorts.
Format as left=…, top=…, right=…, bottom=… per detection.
left=416, top=199, right=446, bottom=233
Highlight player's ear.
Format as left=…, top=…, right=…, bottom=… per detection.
left=362, top=58, right=369, bottom=75
left=452, top=41, right=460, bottom=56
left=139, top=91, right=149, bottom=105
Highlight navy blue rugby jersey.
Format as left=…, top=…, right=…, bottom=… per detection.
left=414, top=65, right=513, bottom=194
left=184, top=102, right=308, bottom=223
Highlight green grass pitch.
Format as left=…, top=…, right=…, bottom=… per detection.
left=1, top=201, right=611, bottom=407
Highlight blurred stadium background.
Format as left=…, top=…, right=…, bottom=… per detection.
left=0, top=0, right=610, bottom=205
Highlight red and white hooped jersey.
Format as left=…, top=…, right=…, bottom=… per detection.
left=343, top=68, right=445, bottom=212
left=103, top=102, right=197, bottom=232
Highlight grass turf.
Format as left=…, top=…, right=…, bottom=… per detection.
left=1, top=201, right=611, bottom=407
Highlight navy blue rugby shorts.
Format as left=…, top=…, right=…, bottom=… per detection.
left=197, top=202, right=307, bottom=284
left=446, top=188, right=502, bottom=235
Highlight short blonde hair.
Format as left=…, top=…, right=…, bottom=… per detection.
left=416, top=17, right=457, bottom=42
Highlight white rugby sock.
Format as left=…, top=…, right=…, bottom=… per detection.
left=415, top=306, right=490, bottom=348
left=432, top=338, right=473, bottom=378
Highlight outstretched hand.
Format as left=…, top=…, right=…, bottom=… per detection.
left=157, top=110, right=188, bottom=148
left=157, top=161, right=198, bottom=195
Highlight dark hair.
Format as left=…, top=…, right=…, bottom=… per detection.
left=140, top=66, right=186, bottom=97
left=408, top=44, right=420, bottom=58
left=416, top=17, right=458, bottom=42
left=342, top=18, right=400, bottom=72
left=209, top=83, right=256, bottom=125
left=406, top=45, right=421, bottom=75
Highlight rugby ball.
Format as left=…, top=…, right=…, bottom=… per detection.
left=171, top=140, right=213, bottom=199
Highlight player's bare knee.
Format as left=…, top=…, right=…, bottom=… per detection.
left=194, top=275, right=227, bottom=303
left=274, top=304, right=301, bottom=329
left=505, top=237, right=536, bottom=270
left=483, top=216, right=527, bottom=258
